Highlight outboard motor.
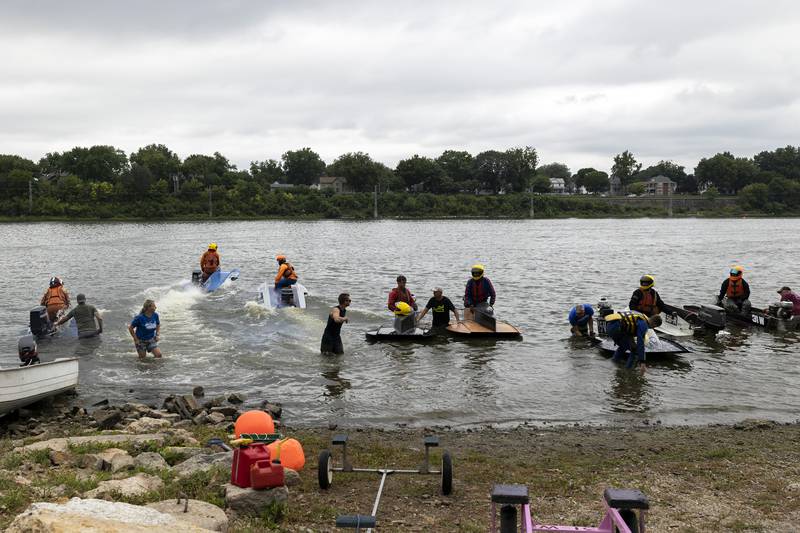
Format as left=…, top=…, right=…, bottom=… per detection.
left=18, top=335, right=40, bottom=366
left=393, top=314, right=416, bottom=334
left=596, top=297, right=614, bottom=336
left=769, top=301, right=794, bottom=320
left=280, top=287, right=295, bottom=306
left=697, top=304, right=726, bottom=330
left=29, top=305, right=54, bottom=338
left=191, top=270, right=202, bottom=285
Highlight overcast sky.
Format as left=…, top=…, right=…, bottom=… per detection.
left=2, top=0, right=799, bottom=174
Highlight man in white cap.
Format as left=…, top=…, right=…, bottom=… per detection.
left=417, top=287, right=461, bottom=328
left=57, top=293, right=103, bottom=338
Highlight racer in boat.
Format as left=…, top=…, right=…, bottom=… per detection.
left=274, top=255, right=298, bottom=289
left=56, top=293, right=103, bottom=338
left=388, top=275, right=417, bottom=313
left=128, top=299, right=162, bottom=359
left=717, top=266, right=751, bottom=315
left=321, top=293, right=350, bottom=355
left=40, top=277, right=70, bottom=321
left=416, top=288, right=461, bottom=328
left=604, top=310, right=662, bottom=373
left=777, top=286, right=800, bottom=316
left=200, top=243, right=220, bottom=282
left=629, top=275, right=665, bottom=317
left=464, top=264, right=496, bottom=313
left=568, top=303, right=595, bottom=337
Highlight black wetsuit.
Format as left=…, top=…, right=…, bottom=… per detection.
left=321, top=306, right=346, bottom=354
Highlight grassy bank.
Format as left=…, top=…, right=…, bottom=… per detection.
left=2, top=420, right=798, bottom=531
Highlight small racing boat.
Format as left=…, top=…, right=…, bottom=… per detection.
left=192, top=269, right=240, bottom=293
left=445, top=307, right=522, bottom=338
left=365, top=312, right=433, bottom=342
left=592, top=331, right=691, bottom=356
left=256, top=282, right=308, bottom=309
left=723, top=303, right=800, bottom=331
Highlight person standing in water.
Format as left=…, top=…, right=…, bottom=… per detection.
left=128, top=299, right=162, bottom=359
left=321, top=293, right=350, bottom=355
left=56, top=293, right=103, bottom=338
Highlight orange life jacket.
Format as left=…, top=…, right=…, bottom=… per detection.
left=639, top=289, right=658, bottom=316
left=42, top=287, right=67, bottom=308
left=275, top=262, right=297, bottom=283
left=200, top=250, right=220, bottom=272
left=727, top=277, right=745, bottom=298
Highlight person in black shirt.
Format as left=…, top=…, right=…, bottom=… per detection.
left=416, top=288, right=461, bottom=328
left=321, top=293, right=350, bottom=355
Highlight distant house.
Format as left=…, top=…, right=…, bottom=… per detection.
left=318, top=176, right=351, bottom=194
left=270, top=181, right=296, bottom=191
left=549, top=177, right=566, bottom=194
left=644, top=175, right=677, bottom=196
left=609, top=176, right=623, bottom=195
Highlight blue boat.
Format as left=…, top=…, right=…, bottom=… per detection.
left=192, top=269, right=240, bottom=293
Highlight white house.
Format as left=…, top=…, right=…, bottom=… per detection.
left=549, top=177, right=566, bottom=194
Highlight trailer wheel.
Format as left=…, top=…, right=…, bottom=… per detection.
left=318, top=449, right=333, bottom=489
left=441, top=451, right=453, bottom=495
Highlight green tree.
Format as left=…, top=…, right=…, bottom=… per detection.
left=505, top=146, right=538, bottom=193
left=327, top=152, right=385, bottom=192
left=628, top=182, right=646, bottom=195
left=282, top=148, right=325, bottom=186
left=695, top=152, right=758, bottom=194
left=611, top=150, right=642, bottom=189
left=394, top=155, right=447, bottom=192
left=436, top=150, right=474, bottom=183
left=583, top=170, right=609, bottom=193
left=53, top=145, right=128, bottom=182
left=737, top=183, right=769, bottom=210
left=530, top=174, right=552, bottom=193
left=573, top=167, right=598, bottom=190
left=472, top=150, right=506, bottom=193
left=767, top=176, right=800, bottom=205
left=119, top=163, right=155, bottom=196
left=754, top=145, right=800, bottom=180
left=182, top=152, right=232, bottom=186
left=130, top=144, right=181, bottom=182
left=250, top=159, right=284, bottom=185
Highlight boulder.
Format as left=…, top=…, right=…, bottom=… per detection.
left=84, top=473, right=164, bottom=499
left=92, top=409, right=123, bottom=430
left=127, top=416, right=172, bottom=433
left=134, top=452, right=170, bottom=471
left=193, top=412, right=209, bottom=425
left=166, top=428, right=200, bottom=446
left=161, top=446, right=205, bottom=458
left=203, top=396, right=226, bottom=409
left=193, top=386, right=205, bottom=397
left=227, top=393, right=244, bottom=404
left=259, top=401, right=283, bottom=419
left=209, top=406, right=238, bottom=417
left=173, top=452, right=232, bottom=478
left=76, top=453, right=105, bottom=471
left=207, top=412, right=226, bottom=424
left=6, top=498, right=215, bottom=532
left=109, top=453, right=135, bottom=473
left=147, top=498, right=227, bottom=532
left=283, top=467, right=301, bottom=487
left=22, top=433, right=167, bottom=453
left=223, top=483, right=288, bottom=517
left=49, top=449, right=69, bottom=466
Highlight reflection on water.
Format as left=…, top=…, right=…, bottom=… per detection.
left=1, top=219, right=799, bottom=428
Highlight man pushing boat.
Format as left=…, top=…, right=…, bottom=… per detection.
left=604, top=310, right=662, bottom=373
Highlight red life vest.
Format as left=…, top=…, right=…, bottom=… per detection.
left=727, top=278, right=745, bottom=298
left=43, top=287, right=67, bottom=307
left=639, top=290, right=658, bottom=315
left=200, top=250, right=220, bottom=272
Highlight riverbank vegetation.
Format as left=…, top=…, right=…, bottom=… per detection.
left=1, top=144, right=799, bottom=219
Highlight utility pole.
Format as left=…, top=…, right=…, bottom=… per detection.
left=373, top=184, right=378, bottom=219
left=28, top=179, right=33, bottom=214
left=208, top=186, right=213, bottom=218
left=529, top=178, right=534, bottom=218
left=668, top=183, right=673, bottom=217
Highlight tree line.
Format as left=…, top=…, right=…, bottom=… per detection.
left=1, top=143, right=799, bottom=217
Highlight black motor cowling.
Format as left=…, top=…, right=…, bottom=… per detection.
left=280, top=287, right=294, bottom=305
left=29, top=305, right=53, bottom=337
left=191, top=270, right=202, bottom=285
left=18, top=334, right=40, bottom=366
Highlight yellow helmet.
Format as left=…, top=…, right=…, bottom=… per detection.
left=394, top=302, right=413, bottom=316
left=730, top=265, right=743, bottom=277
left=471, top=264, right=485, bottom=280
left=208, top=243, right=218, bottom=251
left=640, top=274, right=655, bottom=290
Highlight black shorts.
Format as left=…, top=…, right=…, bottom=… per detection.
left=320, top=335, right=343, bottom=355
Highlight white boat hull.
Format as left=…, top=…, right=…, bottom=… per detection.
left=0, top=358, right=79, bottom=416
left=256, top=282, right=308, bottom=309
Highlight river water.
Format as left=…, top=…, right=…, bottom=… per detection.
left=1, top=219, right=798, bottom=428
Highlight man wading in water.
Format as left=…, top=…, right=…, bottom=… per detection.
left=321, top=293, right=350, bottom=355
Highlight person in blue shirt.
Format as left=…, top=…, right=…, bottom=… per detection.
left=568, top=303, right=595, bottom=337
left=603, top=310, right=661, bottom=373
left=128, top=299, right=162, bottom=359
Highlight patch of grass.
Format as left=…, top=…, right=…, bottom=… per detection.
left=704, top=448, right=735, bottom=460
left=0, top=452, right=24, bottom=470
left=229, top=501, right=288, bottom=532
left=159, top=448, right=188, bottom=466
left=67, top=439, right=162, bottom=456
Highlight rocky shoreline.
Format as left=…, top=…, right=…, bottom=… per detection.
left=1, top=391, right=799, bottom=531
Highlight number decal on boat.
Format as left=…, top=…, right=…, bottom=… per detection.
left=666, top=313, right=679, bottom=326
left=751, top=314, right=765, bottom=326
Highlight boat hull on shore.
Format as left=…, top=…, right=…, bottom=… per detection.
left=0, top=358, right=79, bottom=416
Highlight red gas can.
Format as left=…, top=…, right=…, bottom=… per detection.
left=231, top=443, right=270, bottom=488
left=250, top=459, right=285, bottom=489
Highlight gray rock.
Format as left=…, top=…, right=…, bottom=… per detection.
left=135, top=451, right=169, bottom=471
left=203, top=396, right=226, bottom=409
left=147, top=498, right=227, bottom=532
left=193, top=412, right=209, bottom=425
left=92, top=409, right=123, bottom=430
left=109, top=453, right=135, bottom=473
left=223, top=483, right=288, bottom=517
left=283, top=467, right=301, bottom=487
left=173, top=452, right=232, bottom=478
left=48, top=449, right=69, bottom=466
left=21, top=433, right=168, bottom=453
left=259, top=401, right=282, bottom=419
left=161, top=446, right=205, bottom=458
left=77, top=453, right=105, bottom=471
left=209, top=406, right=238, bottom=417
left=127, top=416, right=172, bottom=434
left=207, top=412, right=226, bottom=424
left=227, top=393, right=244, bottom=404
left=84, top=473, right=165, bottom=499
left=193, top=386, right=205, bottom=397
left=173, top=419, right=194, bottom=429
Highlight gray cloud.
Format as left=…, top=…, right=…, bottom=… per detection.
left=1, top=0, right=799, bottom=174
